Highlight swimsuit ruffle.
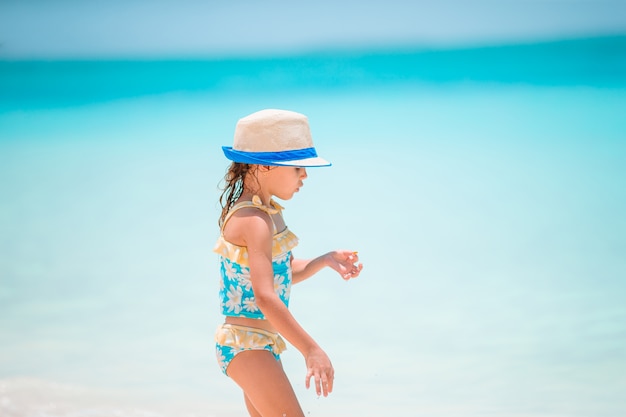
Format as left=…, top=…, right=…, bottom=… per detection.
left=215, top=324, right=287, bottom=355
left=213, top=228, right=298, bottom=266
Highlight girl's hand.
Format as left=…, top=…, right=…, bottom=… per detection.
left=305, top=346, right=334, bottom=397
left=327, top=250, right=363, bottom=281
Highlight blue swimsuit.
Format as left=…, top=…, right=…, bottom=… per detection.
left=213, top=197, right=299, bottom=319
left=213, top=197, right=298, bottom=375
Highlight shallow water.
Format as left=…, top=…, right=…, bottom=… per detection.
left=1, top=40, right=626, bottom=416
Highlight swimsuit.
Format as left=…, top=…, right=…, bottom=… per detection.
left=214, top=324, right=287, bottom=375
left=213, top=197, right=298, bottom=375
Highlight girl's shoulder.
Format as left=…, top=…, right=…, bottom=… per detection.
left=215, top=196, right=297, bottom=259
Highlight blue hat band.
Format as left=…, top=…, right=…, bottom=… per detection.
left=223, top=146, right=319, bottom=165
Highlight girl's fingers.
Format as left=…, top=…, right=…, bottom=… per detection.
left=316, top=373, right=322, bottom=396
left=342, top=262, right=363, bottom=280
left=306, top=367, right=334, bottom=397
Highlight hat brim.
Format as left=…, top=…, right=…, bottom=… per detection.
left=222, top=147, right=331, bottom=167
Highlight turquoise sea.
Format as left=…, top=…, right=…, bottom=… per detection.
left=1, top=36, right=626, bottom=416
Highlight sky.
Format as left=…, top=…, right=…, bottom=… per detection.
left=1, top=0, right=625, bottom=59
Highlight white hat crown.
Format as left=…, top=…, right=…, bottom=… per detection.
left=222, top=109, right=331, bottom=167
left=233, top=109, right=313, bottom=153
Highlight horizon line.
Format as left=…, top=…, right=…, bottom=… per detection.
left=1, top=32, right=624, bottom=62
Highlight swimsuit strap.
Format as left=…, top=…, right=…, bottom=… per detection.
left=221, top=195, right=283, bottom=234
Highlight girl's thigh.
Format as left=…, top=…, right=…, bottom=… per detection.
left=227, top=350, right=304, bottom=417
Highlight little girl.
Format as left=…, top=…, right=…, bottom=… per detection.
left=214, top=109, right=363, bottom=416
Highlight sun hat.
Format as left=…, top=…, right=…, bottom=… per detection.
left=222, top=109, right=331, bottom=167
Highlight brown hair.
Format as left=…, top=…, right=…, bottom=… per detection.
left=218, top=162, right=253, bottom=227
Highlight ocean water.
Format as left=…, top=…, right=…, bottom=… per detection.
left=1, top=37, right=626, bottom=416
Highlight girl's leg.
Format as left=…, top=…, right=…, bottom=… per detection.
left=227, top=350, right=304, bottom=417
left=244, top=393, right=262, bottom=417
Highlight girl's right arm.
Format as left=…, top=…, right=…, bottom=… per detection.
left=243, top=212, right=335, bottom=397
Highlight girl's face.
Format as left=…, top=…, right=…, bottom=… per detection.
left=267, top=166, right=308, bottom=200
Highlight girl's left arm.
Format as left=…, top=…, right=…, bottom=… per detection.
left=292, top=250, right=363, bottom=284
